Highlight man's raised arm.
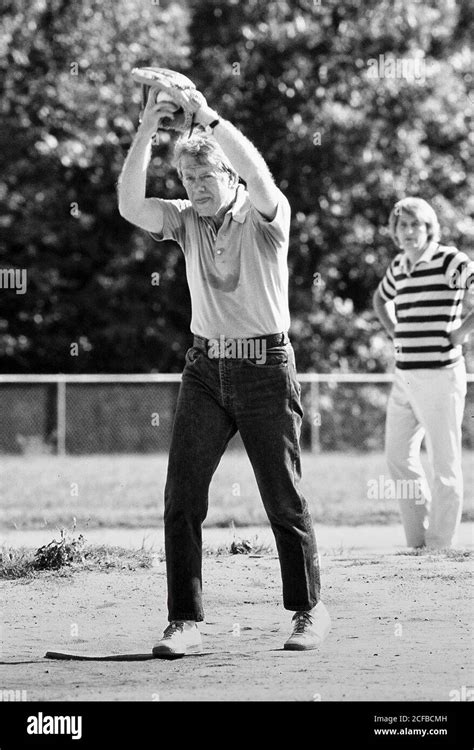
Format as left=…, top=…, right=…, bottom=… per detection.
left=189, top=97, right=282, bottom=221
left=117, top=94, right=175, bottom=232
left=211, top=118, right=281, bottom=220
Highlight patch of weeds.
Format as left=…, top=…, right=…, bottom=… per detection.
left=1, top=535, right=155, bottom=579
left=1, top=527, right=86, bottom=579
left=397, top=548, right=473, bottom=562
left=230, top=534, right=275, bottom=556
left=338, top=559, right=382, bottom=567
left=203, top=543, right=232, bottom=557
left=82, top=545, right=154, bottom=570
left=396, top=548, right=427, bottom=557
left=0, top=547, right=35, bottom=579
left=230, top=539, right=253, bottom=554
left=222, top=521, right=274, bottom=556
left=439, top=549, right=473, bottom=562
left=33, top=529, right=86, bottom=570
left=200, top=535, right=274, bottom=557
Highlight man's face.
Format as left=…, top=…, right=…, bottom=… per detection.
left=180, top=157, right=236, bottom=217
left=396, top=211, right=429, bottom=255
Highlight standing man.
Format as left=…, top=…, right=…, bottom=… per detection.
left=374, top=197, right=474, bottom=549
left=118, top=79, right=331, bottom=656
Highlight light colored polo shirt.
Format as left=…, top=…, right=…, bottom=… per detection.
left=378, top=242, right=474, bottom=369
left=149, top=184, right=291, bottom=338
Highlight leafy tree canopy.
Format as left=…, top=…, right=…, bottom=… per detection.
left=1, top=0, right=472, bottom=373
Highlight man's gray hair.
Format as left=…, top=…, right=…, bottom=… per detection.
left=173, top=133, right=238, bottom=184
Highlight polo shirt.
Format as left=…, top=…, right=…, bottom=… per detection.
left=378, top=242, right=474, bottom=369
left=149, top=184, right=291, bottom=339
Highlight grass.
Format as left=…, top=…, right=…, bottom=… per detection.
left=3, top=526, right=469, bottom=580
left=396, top=548, right=473, bottom=562
left=0, top=545, right=158, bottom=579
left=0, top=537, right=156, bottom=580
left=0, top=526, right=274, bottom=579
left=204, top=534, right=275, bottom=558
left=1, top=451, right=473, bottom=530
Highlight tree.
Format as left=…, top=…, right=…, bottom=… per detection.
left=188, top=0, right=473, bottom=373
left=1, top=0, right=472, bottom=374
left=1, top=0, right=191, bottom=372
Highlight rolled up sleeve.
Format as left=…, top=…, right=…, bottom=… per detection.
left=250, top=191, right=291, bottom=249
left=148, top=199, right=191, bottom=249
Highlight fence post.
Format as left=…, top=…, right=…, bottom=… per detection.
left=310, top=378, right=320, bottom=454
left=57, top=377, right=66, bottom=455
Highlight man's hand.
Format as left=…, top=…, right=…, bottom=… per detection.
left=373, top=289, right=396, bottom=339
left=173, top=89, right=219, bottom=128
left=450, top=311, right=474, bottom=347
left=450, top=327, right=468, bottom=347
left=139, top=88, right=182, bottom=135
left=132, top=67, right=218, bottom=135
left=159, top=85, right=219, bottom=129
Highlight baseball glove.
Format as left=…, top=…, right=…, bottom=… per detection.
left=131, top=67, right=206, bottom=137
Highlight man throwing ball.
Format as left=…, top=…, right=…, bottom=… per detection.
left=118, top=71, right=330, bottom=657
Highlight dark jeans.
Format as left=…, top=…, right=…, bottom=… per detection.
left=164, top=337, right=321, bottom=621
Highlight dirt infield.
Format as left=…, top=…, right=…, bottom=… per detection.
left=2, top=525, right=473, bottom=702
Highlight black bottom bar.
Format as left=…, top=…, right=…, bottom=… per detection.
left=0, top=701, right=471, bottom=748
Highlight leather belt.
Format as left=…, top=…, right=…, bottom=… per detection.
left=193, top=331, right=289, bottom=355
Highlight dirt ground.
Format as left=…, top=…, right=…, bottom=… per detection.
left=2, top=526, right=473, bottom=703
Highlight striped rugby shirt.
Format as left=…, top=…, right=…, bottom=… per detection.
left=378, top=242, right=474, bottom=369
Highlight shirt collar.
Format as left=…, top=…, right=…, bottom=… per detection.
left=229, top=184, right=250, bottom=223
left=399, top=241, right=438, bottom=275
left=200, top=184, right=250, bottom=229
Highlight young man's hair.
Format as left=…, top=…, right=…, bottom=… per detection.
left=173, top=133, right=238, bottom=185
left=388, top=197, right=441, bottom=248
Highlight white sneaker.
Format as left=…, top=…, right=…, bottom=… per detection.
left=284, top=601, right=331, bottom=651
left=152, top=621, right=202, bottom=658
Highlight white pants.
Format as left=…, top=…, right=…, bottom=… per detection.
left=385, top=360, right=467, bottom=548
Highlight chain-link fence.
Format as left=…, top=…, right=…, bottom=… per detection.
left=0, top=374, right=473, bottom=454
